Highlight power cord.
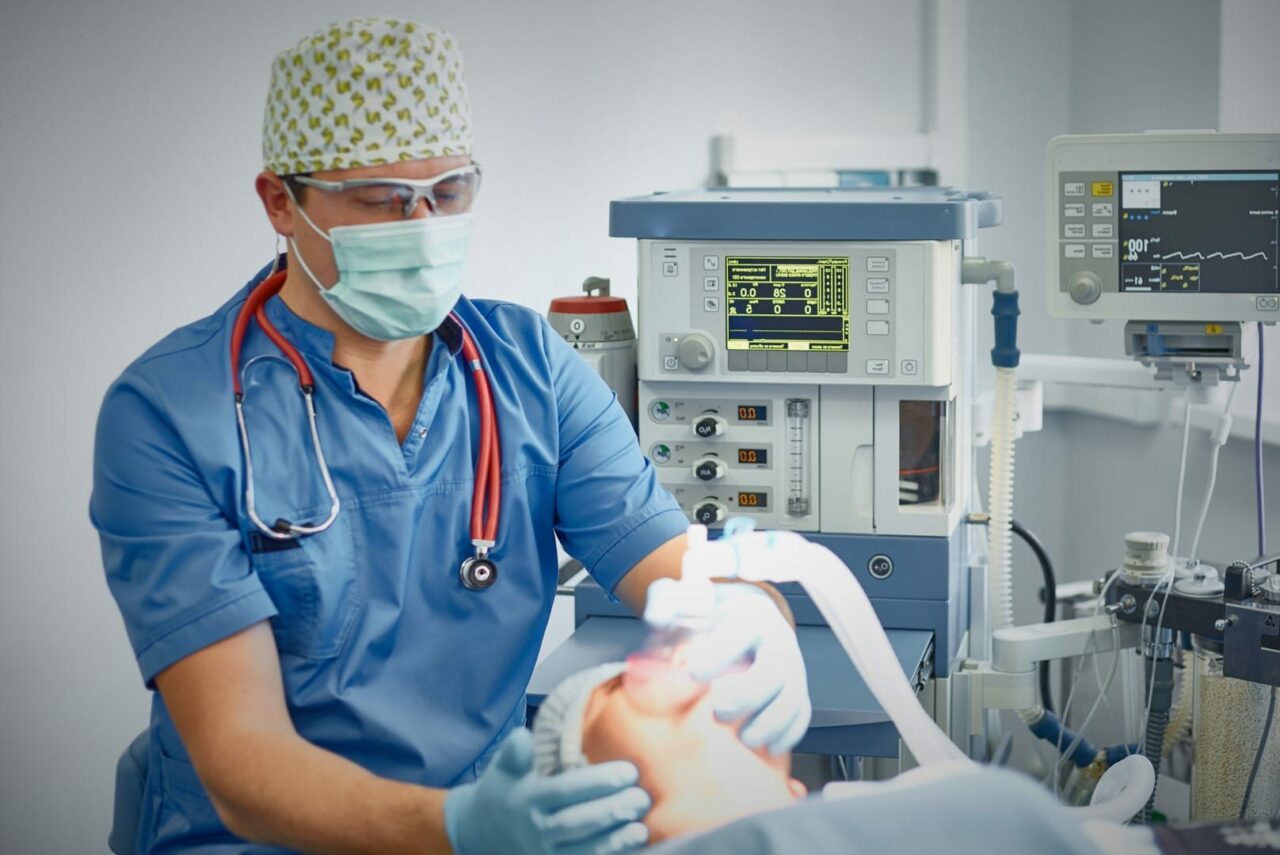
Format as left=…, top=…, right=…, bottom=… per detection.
left=1011, top=520, right=1057, bottom=712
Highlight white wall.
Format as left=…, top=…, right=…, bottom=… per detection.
left=1220, top=0, right=1280, bottom=448
left=0, top=1, right=924, bottom=851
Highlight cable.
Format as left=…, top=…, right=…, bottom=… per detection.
left=1256, top=322, right=1267, bottom=557
left=1188, top=383, right=1239, bottom=561
left=1045, top=572, right=1122, bottom=796
left=1239, top=686, right=1277, bottom=819
left=1048, top=620, right=1123, bottom=796
left=1012, top=519, right=1057, bottom=712
left=1172, top=389, right=1193, bottom=558
left=1138, top=571, right=1175, bottom=745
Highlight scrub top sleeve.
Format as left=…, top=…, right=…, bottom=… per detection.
left=539, top=318, right=687, bottom=594
left=90, top=374, right=277, bottom=688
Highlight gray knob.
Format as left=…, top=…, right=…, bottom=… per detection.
left=693, top=456, right=726, bottom=481
left=1122, top=531, right=1171, bottom=585
left=677, top=334, right=714, bottom=370
left=694, top=501, right=727, bottom=525
left=692, top=415, right=725, bottom=439
left=1262, top=573, right=1280, bottom=604
left=1069, top=271, right=1102, bottom=305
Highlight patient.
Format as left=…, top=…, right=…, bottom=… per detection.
left=532, top=645, right=806, bottom=844
left=533, top=657, right=1279, bottom=855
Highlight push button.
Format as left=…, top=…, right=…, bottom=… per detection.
left=865, top=359, right=890, bottom=375
left=868, top=554, right=894, bottom=579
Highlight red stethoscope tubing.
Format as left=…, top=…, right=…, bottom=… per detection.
left=460, top=333, right=501, bottom=543
left=230, top=269, right=501, bottom=547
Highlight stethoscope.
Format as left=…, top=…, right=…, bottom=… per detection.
left=230, top=268, right=502, bottom=591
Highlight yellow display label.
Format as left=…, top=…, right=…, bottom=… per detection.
left=1091, top=181, right=1114, bottom=197
left=1206, top=324, right=1224, bottom=335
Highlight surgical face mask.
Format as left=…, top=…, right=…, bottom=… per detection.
left=288, top=190, right=471, bottom=340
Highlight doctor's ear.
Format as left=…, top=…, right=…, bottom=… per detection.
left=254, top=170, right=296, bottom=238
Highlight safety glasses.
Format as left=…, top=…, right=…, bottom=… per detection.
left=293, top=164, right=482, bottom=218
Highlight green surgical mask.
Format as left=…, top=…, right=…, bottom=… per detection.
left=289, top=197, right=471, bottom=341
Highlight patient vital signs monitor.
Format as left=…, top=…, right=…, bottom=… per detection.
left=1048, top=132, right=1280, bottom=321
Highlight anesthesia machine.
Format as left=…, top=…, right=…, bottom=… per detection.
left=535, top=184, right=1011, bottom=758
left=536, top=130, right=1280, bottom=822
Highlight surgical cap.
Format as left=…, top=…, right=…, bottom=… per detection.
left=262, top=17, right=472, bottom=175
left=533, top=663, right=627, bottom=776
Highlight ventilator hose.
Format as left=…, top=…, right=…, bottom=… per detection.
left=1073, top=755, right=1156, bottom=823
left=1162, top=651, right=1192, bottom=757
left=987, top=367, right=1018, bottom=631
left=1140, top=653, right=1176, bottom=824
left=1141, top=707, right=1169, bottom=823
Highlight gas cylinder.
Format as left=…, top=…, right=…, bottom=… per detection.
left=547, top=277, right=638, bottom=428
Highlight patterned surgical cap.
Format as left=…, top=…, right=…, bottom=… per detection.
left=262, top=17, right=472, bottom=174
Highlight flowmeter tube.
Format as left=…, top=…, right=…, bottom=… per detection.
left=786, top=399, right=811, bottom=516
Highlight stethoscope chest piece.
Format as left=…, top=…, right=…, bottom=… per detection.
left=460, top=555, right=498, bottom=591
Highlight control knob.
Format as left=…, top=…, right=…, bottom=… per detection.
left=693, top=500, right=727, bottom=526
left=1068, top=271, right=1102, bottom=305
left=692, top=456, right=726, bottom=481
left=677, top=334, right=714, bottom=371
left=692, top=415, right=725, bottom=439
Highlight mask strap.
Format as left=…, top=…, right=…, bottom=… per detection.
left=268, top=233, right=282, bottom=276
left=284, top=182, right=333, bottom=245
left=289, top=237, right=327, bottom=294
left=283, top=181, right=331, bottom=294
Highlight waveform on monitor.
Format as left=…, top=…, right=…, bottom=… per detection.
left=1159, top=250, right=1269, bottom=262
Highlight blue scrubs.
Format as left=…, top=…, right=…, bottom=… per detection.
left=91, top=262, right=687, bottom=853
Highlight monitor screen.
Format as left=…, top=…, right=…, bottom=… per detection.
left=1118, top=171, right=1279, bottom=294
left=724, top=256, right=850, bottom=351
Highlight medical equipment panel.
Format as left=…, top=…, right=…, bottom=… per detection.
left=1047, top=132, right=1280, bottom=321
left=638, top=240, right=955, bottom=385
left=641, top=383, right=820, bottom=531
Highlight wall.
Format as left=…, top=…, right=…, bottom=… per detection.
left=0, top=1, right=924, bottom=851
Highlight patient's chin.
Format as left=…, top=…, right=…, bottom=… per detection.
left=788, top=777, right=808, bottom=799
left=645, top=775, right=800, bottom=843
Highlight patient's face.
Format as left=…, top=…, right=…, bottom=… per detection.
left=579, top=650, right=806, bottom=843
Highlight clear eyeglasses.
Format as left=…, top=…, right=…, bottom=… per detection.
left=292, top=163, right=482, bottom=218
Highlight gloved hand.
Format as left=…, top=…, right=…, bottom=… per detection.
left=645, top=579, right=811, bottom=755
left=444, top=728, right=651, bottom=855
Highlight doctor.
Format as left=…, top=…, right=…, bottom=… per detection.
left=91, top=16, right=808, bottom=855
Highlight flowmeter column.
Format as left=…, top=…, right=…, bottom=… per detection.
left=786, top=399, right=811, bottom=516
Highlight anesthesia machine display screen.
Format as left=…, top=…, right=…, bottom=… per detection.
left=737, top=491, right=768, bottom=508
left=1118, top=171, right=1279, bottom=294
left=725, top=257, right=851, bottom=351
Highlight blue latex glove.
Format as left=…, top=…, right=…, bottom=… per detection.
left=645, top=579, right=811, bottom=755
left=444, top=728, right=651, bottom=855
